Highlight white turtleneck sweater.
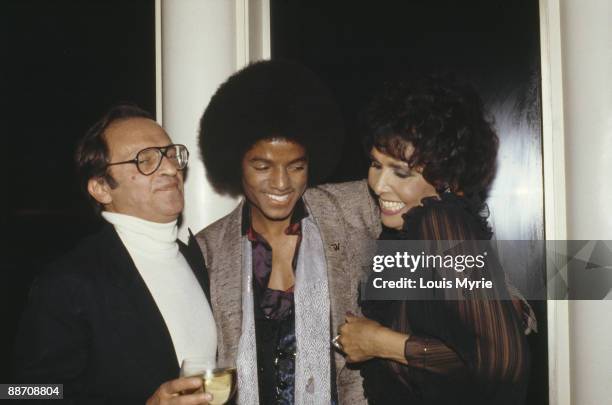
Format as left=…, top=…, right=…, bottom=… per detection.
left=102, top=212, right=217, bottom=366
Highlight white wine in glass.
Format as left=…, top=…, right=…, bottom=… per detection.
left=180, top=358, right=237, bottom=405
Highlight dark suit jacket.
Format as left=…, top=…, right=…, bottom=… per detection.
left=14, top=224, right=211, bottom=404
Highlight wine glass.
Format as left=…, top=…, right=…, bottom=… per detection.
left=180, top=357, right=237, bottom=405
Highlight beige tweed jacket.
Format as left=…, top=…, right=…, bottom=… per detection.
left=196, top=180, right=381, bottom=404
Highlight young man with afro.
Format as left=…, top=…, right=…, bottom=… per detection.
left=195, top=60, right=380, bottom=405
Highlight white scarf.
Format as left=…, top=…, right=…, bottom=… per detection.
left=236, top=216, right=332, bottom=404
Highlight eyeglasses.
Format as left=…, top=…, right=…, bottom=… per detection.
left=106, top=144, right=189, bottom=176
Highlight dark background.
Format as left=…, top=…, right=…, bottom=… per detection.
left=1, top=0, right=155, bottom=382
left=270, top=1, right=546, bottom=404
left=2, top=1, right=547, bottom=403
left=271, top=0, right=542, bottom=182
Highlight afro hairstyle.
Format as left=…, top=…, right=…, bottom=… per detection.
left=198, top=59, right=344, bottom=196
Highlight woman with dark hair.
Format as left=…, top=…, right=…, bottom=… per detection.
left=337, top=76, right=530, bottom=404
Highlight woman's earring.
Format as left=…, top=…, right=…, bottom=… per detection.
left=437, top=183, right=451, bottom=194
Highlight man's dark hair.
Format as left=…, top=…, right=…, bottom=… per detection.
left=75, top=103, right=154, bottom=212
left=364, top=75, right=499, bottom=206
left=199, top=59, right=344, bottom=196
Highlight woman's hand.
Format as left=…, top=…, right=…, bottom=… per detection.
left=338, top=315, right=383, bottom=362
left=338, top=315, right=410, bottom=364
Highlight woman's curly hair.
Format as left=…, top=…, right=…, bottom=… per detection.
left=364, top=75, right=499, bottom=205
left=199, top=60, right=344, bottom=196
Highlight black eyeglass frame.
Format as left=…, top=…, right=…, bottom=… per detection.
left=106, top=144, right=189, bottom=176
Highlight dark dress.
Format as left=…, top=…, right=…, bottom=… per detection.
left=360, top=193, right=530, bottom=405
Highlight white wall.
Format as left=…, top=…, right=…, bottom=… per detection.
left=559, top=0, right=612, bottom=404
left=157, top=0, right=241, bottom=241
left=157, top=0, right=270, bottom=241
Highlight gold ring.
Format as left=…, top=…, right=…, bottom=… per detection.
left=331, top=334, right=344, bottom=351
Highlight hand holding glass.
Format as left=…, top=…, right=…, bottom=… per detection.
left=180, top=358, right=237, bottom=405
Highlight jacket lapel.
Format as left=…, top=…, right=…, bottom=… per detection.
left=182, top=229, right=211, bottom=306
left=102, top=224, right=179, bottom=381
left=209, top=203, right=244, bottom=364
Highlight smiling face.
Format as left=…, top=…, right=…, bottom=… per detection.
left=241, top=138, right=308, bottom=225
left=88, top=117, right=184, bottom=223
left=368, top=145, right=438, bottom=230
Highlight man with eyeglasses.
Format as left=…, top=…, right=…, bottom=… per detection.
left=15, top=104, right=216, bottom=404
